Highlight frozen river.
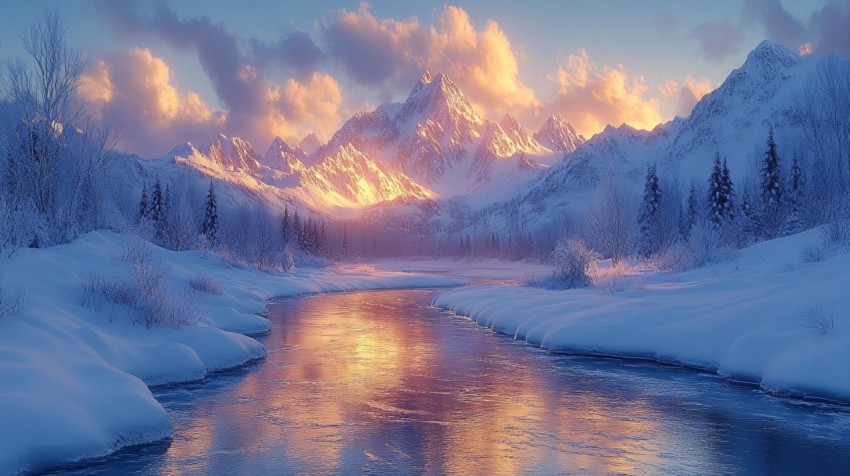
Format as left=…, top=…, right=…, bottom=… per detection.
left=57, top=288, right=850, bottom=474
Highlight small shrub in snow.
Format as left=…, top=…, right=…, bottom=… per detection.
left=802, top=306, right=836, bottom=336
left=823, top=219, right=850, bottom=247
left=188, top=274, right=223, bottom=295
left=81, top=250, right=196, bottom=329
left=655, top=242, right=699, bottom=272
left=119, top=235, right=154, bottom=267
left=800, top=244, right=827, bottom=263
left=539, top=237, right=598, bottom=289
left=0, top=281, right=27, bottom=322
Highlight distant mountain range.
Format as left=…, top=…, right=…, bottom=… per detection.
left=157, top=69, right=584, bottom=212
left=137, top=40, right=845, bottom=237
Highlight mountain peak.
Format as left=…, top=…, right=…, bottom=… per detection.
left=420, top=69, right=434, bottom=84
left=398, top=70, right=483, bottom=133
left=534, top=114, right=585, bottom=154
left=741, top=40, right=799, bottom=77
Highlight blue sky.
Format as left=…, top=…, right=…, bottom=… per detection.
left=0, top=0, right=843, bottom=156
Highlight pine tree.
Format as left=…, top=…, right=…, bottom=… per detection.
left=281, top=206, right=291, bottom=246
left=786, top=152, right=806, bottom=233
left=138, top=184, right=149, bottom=221
left=200, top=180, right=218, bottom=244
left=163, top=184, right=173, bottom=216
left=721, top=159, right=735, bottom=222
left=292, top=211, right=302, bottom=250
left=686, top=182, right=698, bottom=237
left=149, top=178, right=164, bottom=239
left=740, top=188, right=758, bottom=243
left=707, top=152, right=732, bottom=226
left=760, top=127, right=783, bottom=236
left=708, top=153, right=723, bottom=226
left=638, top=162, right=661, bottom=255
left=342, top=224, right=349, bottom=258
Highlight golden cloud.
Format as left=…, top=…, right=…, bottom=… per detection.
left=535, top=49, right=664, bottom=137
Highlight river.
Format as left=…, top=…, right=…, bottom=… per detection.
left=55, top=288, right=850, bottom=475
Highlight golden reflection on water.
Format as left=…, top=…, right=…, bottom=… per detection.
left=163, top=290, right=685, bottom=474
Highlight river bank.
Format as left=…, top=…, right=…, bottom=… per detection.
left=0, top=231, right=464, bottom=475
left=433, top=227, right=850, bottom=403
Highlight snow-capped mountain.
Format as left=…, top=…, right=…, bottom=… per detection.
left=487, top=40, right=827, bottom=234
left=533, top=113, right=586, bottom=154
left=165, top=133, right=430, bottom=212
left=158, top=69, right=583, bottom=214
left=298, top=143, right=431, bottom=209
left=298, top=132, right=322, bottom=158
left=261, top=137, right=306, bottom=175
left=320, top=70, right=574, bottom=199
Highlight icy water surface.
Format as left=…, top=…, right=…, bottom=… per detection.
left=57, top=289, right=850, bottom=475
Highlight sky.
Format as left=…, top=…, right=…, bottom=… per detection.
left=0, top=0, right=846, bottom=157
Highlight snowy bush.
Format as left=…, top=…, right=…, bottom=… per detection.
left=655, top=242, right=699, bottom=272
left=119, top=235, right=154, bottom=267
left=823, top=219, right=850, bottom=247
left=188, top=274, right=223, bottom=295
left=0, top=270, right=27, bottom=323
left=534, top=237, right=598, bottom=289
left=800, top=243, right=827, bottom=263
left=802, top=306, right=836, bottom=336
left=81, top=250, right=196, bottom=329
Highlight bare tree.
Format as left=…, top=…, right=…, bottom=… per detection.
left=2, top=11, right=114, bottom=243
left=586, top=176, right=636, bottom=266
left=801, top=54, right=850, bottom=218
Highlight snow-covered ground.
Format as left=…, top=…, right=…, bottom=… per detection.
left=433, top=228, right=850, bottom=402
left=0, top=231, right=464, bottom=475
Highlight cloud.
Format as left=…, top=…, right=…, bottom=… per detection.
left=742, top=0, right=850, bottom=56
left=317, top=4, right=538, bottom=116
left=742, top=0, right=806, bottom=47
left=79, top=48, right=225, bottom=156
left=250, top=30, right=326, bottom=78
left=691, top=18, right=745, bottom=61
left=94, top=0, right=340, bottom=150
left=808, top=0, right=850, bottom=56
left=660, top=75, right=714, bottom=117
left=530, top=50, right=665, bottom=137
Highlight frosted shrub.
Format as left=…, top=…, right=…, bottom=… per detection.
left=119, top=235, right=154, bottom=267
left=541, top=237, right=599, bottom=289
left=189, top=273, right=223, bottom=295
left=800, top=243, right=827, bottom=263
left=823, top=219, right=850, bottom=247
left=655, top=242, right=698, bottom=272
left=802, top=306, right=836, bottom=336
left=0, top=269, right=27, bottom=322
left=81, top=252, right=195, bottom=329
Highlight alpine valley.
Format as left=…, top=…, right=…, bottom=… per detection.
left=123, top=40, right=844, bottom=252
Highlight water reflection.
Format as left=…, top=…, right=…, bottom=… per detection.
left=57, top=289, right=850, bottom=475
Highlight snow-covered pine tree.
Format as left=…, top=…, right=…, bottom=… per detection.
left=707, top=153, right=725, bottom=226
left=638, top=162, right=661, bottom=256
left=292, top=211, right=302, bottom=250
left=686, top=182, right=698, bottom=237
left=740, top=187, right=758, bottom=244
left=342, top=224, right=349, bottom=258
left=721, top=159, right=736, bottom=222
left=280, top=206, right=291, bottom=247
left=760, top=127, right=783, bottom=236
left=149, top=179, right=162, bottom=222
left=786, top=152, right=806, bottom=233
left=138, top=184, right=149, bottom=221
left=200, top=180, right=218, bottom=244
